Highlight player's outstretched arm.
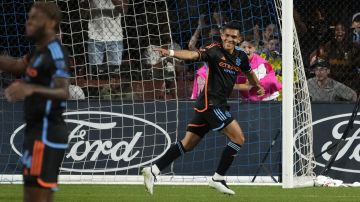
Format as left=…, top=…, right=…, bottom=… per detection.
left=233, top=83, right=251, bottom=91
left=153, top=48, right=200, bottom=61
left=0, top=55, right=27, bottom=75
left=5, top=77, right=69, bottom=102
left=245, top=71, right=265, bottom=96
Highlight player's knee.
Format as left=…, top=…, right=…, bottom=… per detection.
left=233, top=134, right=245, bottom=145
left=180, top=141, right=194, bottom=152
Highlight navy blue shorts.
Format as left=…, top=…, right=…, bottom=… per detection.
left=22, top=121, right=68, bottom=190
left=186, top=106, right=234, bottom=138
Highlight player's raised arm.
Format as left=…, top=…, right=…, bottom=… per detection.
left=153, top=48, right=200, bottom=61
left=0, top=55, right=27, bottom=75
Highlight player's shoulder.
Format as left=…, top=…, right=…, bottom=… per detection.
left=203, top=42, right=222, bottom=50
left=234, top=46, right=247, bottom=57
left=47, top=39, right=69, bottom=60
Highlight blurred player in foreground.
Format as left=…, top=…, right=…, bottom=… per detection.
left=142, top=22, right=264, bottom=195
left=0, top=2, right=70, bottom=202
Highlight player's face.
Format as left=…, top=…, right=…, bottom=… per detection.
left=26, top=7, right=49, bottom=41
left=221, top=28, right=241, bottom=52
left=240, top=42, right=256, bottom=59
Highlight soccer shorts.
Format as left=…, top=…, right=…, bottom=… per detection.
left=22, top=121, right=68, bottom=190
left=186, top=106, right=234, bottom=138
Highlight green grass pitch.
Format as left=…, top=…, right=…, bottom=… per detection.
left=1, top=184, right=360, bottom=202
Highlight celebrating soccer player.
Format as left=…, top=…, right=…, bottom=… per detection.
left=142, top=22, right=265, bottom=195
left=0, top=2, right=70, bottom=202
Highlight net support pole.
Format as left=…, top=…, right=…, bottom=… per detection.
left=282, top=0, right=294, bottom=188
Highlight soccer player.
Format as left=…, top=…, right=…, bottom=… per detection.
left=142, top=22, right=265, bottom=195
left=0, top=2, right=70, bottom=202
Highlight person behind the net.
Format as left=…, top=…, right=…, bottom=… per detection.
left=0, top=2, right=70, bottom=202
left=142, top=22, right=265, bottom=195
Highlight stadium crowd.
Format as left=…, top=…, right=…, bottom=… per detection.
left=0, top=0, right=359, bottom=102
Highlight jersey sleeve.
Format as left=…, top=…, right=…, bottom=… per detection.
left=197, top=43, right=218, bottom=62
left=240, top=54, right=252, bottom=73
left=48, top=42, right=71, bottom=78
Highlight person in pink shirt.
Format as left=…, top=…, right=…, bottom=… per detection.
left=237, top=40, right=282, bottom=101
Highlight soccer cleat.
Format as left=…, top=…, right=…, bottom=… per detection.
left=141, top=167, right=156, bottom=195
left=209, top=178, right=235, bottom=195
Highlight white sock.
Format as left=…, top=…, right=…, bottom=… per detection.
left=151, top=164, right=160, bottom=176
left=213, top=172, right=224, bottom=181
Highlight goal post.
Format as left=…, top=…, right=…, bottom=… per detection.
left=281, top=0, right=295, bottom=188
left=281, top=0, right=316, bottom=188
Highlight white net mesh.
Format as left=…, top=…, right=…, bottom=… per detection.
left=275, top=0, right=315, bottom=187
left=0, top=0, right=315, bottom=186
left=292, top=26, right=316, bottom=185
left=59, top=0, right=178, bottom=183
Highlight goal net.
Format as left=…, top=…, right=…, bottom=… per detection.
left=0, top=0, right=315, bottom=187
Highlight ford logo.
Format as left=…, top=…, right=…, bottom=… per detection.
left=10, top=111, right=171, bottom=173
left=295, top=112, right=360, bottom=173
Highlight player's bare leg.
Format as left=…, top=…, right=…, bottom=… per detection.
left=142, top=131, right=201, bottom=194
left=24, top=186, right=53, bottom=202
left=221, top=119, right=245, bottom=145
left=209, top=120, right=245, bottom=195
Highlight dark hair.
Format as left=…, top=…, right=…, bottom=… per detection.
left=32, top=2, right=61, bottom=32
left=221, top=21, right=241, bottom=33
left=354, top=15, right=360, bottom=23
left=241, top=39, right=255, bottom=46
left=311, top=58, right=330, bottom=69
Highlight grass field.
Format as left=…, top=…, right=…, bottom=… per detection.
left=1, top=184, right=360, bottom=202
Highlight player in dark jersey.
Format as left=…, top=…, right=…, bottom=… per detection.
left=142, top=22, right=265, bottom=195
left=0, top=2, right=69, bottom=202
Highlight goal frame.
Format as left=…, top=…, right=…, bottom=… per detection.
left=282, top=0, right=315, bottom=188
left=0, top=0, right=316, bottom=187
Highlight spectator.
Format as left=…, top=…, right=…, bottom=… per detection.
left=352, top=12, right=360, bottom=46
left=143, top=35, right=184, bottom=100
left=81, top=0, right=128, bottom=76
left=254, top=24, right=279, bottom=54
left=323, top=22, right=359, bottom=90
left=260, top=36, right=281, bottom=74
left=188, top=13, right=222, bottom=50
left=308, top=8, right=331, bottom=46
left=259, top=36, right=282, bottom=100
left=237, top=41, right=282, bottom=101
left=307, top=59, right=357, bottom=102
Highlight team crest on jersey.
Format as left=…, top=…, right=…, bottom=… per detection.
left=236, top=57, right=241, bottom=66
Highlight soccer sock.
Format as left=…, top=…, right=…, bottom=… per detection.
left=215, top=141, right=242, bottom=176
left=213, top=172, right=225, bottom=181
left=154, top=141, right=186, bottom=173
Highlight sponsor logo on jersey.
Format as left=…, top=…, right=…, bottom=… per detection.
left=219, top=61, right=241, bottom=72
left=236, top=57, right=241, bottom=66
